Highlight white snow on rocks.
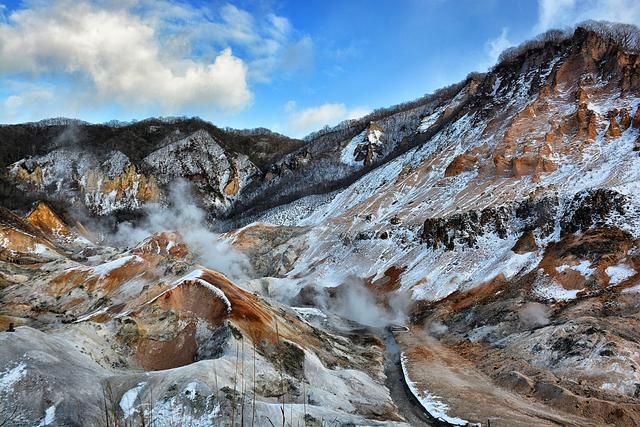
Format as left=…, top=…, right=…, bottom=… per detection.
left=491, top=76, right=503, bottom=97
left=623, top=283, right=640, bottom=294
left=120, top=382, right=147, bottom=418
left=91, top=255, right=143, bottom=278
left=340, top=131, right=366, bottom=167
left=293, top=306, right=327, bottom=319
left=606, top=263, right=636, bottom=285
left=30, top=243, right=61, bottom=259
left=101, top=151, right=131, bottom=179
left=534, top=281, right=583, bottom=301
left=417, top=110, right=442, bottom=133
left=145, top=395, right=220, bottom=427
left=556, top=260, right=595, bottom=277
left=37, top=405, right=56, bottom=426
left=0, top=361, right=27, bottom=391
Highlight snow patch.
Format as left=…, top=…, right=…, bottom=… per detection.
left=623, top=283, right=640, bottom=294
left=293, top=306, right=327, bottom=319
left=120, top=382, right=146, bottom=418
left=534, top=281, right=583, bottom=301
left=145, top=395, right=220, bottom=427
left=340, top=131, right=366, bottom=166
left=555, top=260, right=595, bottom=277
left=0, top=362, right=27, bottom=391
left=606, top=263, right=636, bottom=285
left=491, top=76, right=502, bottom=97
left=183, top=382, right=199, bottom=401
left=75, top=305, right=111, bottom=323
left=37, top=405, right=56, bottom=426
left=418, top=110, right=442, bottom=132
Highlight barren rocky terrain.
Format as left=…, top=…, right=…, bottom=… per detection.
left=1, top=24, right=640, bottom=426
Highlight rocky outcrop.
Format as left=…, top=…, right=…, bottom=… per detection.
left=81, top=164, right=161, bottom=215
left=0, top=206, right=62, bottom=263
left=511, top=155, right=557, bottom=180
left=143, top=130, right=260, bottom=214
left=6, top=130, right=261, bottom=216
left=25, top=202, right=74, bottom=241
left=607, top=113, right=623, bottom=138
left=353, top=122, right=386, bottom=166
left=9, top=149, right=162, bottom=215
left=421, top=205, right=512, bottom=250
left=422, top=189, right=630, bottom=251
left=445, top=153, right=478, bottom=177
left=421, top=195, right=559, bottom=250
left=128, top=276, right=232, bottom=370
left=512, top=231, right=538, bottom=253
left=561, top=189, right=628, bottom=234
left=633, top=107, right=640, bottom=128
left=576, top=103, right=598, bottom=141
left=619, top=108, right=632, bottom=130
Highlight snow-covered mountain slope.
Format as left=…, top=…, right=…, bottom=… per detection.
left=245, top=26, right=640, bottom=299
left=2, top=24, right=640, bottom=426
left=225, top=26, right=640, bottom=424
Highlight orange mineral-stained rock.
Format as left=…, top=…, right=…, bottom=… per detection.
left=132, top=231, right=189, bottom=259
left=606, top=114, right=622, bottom=138
left=444, top=153, right=479, bottom=177
left=99, top=165, right=161, bottom=202
left=223, top=170, right=240, bottom=196
left=576, top=87, right=589, bottom=104
left=493, top=154, right=511, bottom=177
left=0, top=207, right=62, bottom=263
left=512, top=231, right=538, bottom=254
left=633, top=107, right=640, bottom=128
left=511, top=155, right=556, bottom=179
left=25, top=202, right=73, bottom=241
left=576, top=103, right=598, bottom=141
left=14, top=164, right=44, bottom=187
left=619, top=108, right=631, bottom=130
left=81, top=164, right=161, bottom=205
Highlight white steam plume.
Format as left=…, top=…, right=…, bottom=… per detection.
left=112, top=180, right=251, bottom=281
left=518, top=302, right=550, bottom=328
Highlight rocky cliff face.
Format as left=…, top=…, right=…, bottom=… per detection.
left=6, top=129, right=262, bottom=216
left=2, top=25, right=640, bottom=426
left=0, top=117, right=302, bottom=217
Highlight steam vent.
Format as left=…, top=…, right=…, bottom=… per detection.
left=1, top=5, right=640, bottom=426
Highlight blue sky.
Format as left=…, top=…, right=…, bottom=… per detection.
left=1, top=0, right=639, bottom=137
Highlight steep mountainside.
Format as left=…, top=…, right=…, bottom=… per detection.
left=1, top=24, right=640, bottom=426
left=0, top=117, right=302, bottom=215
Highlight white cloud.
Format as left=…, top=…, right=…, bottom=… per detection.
left=0, top=1, right=252, bottom=116
left=0, top=0, right=314, bottom=121
left=285, top=102, right=370, bottom=137
left=485, top=27, right=513, bottom=66
left=535, top=0, right=640, bottom=32
left=2, top=82, right=56, bottom=122
left=138, top=1, right=314, bottom=83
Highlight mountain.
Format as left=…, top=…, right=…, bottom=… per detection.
left=1, top=23, right=640, bottom=426
left=0, top=117, right=303, bottom=217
